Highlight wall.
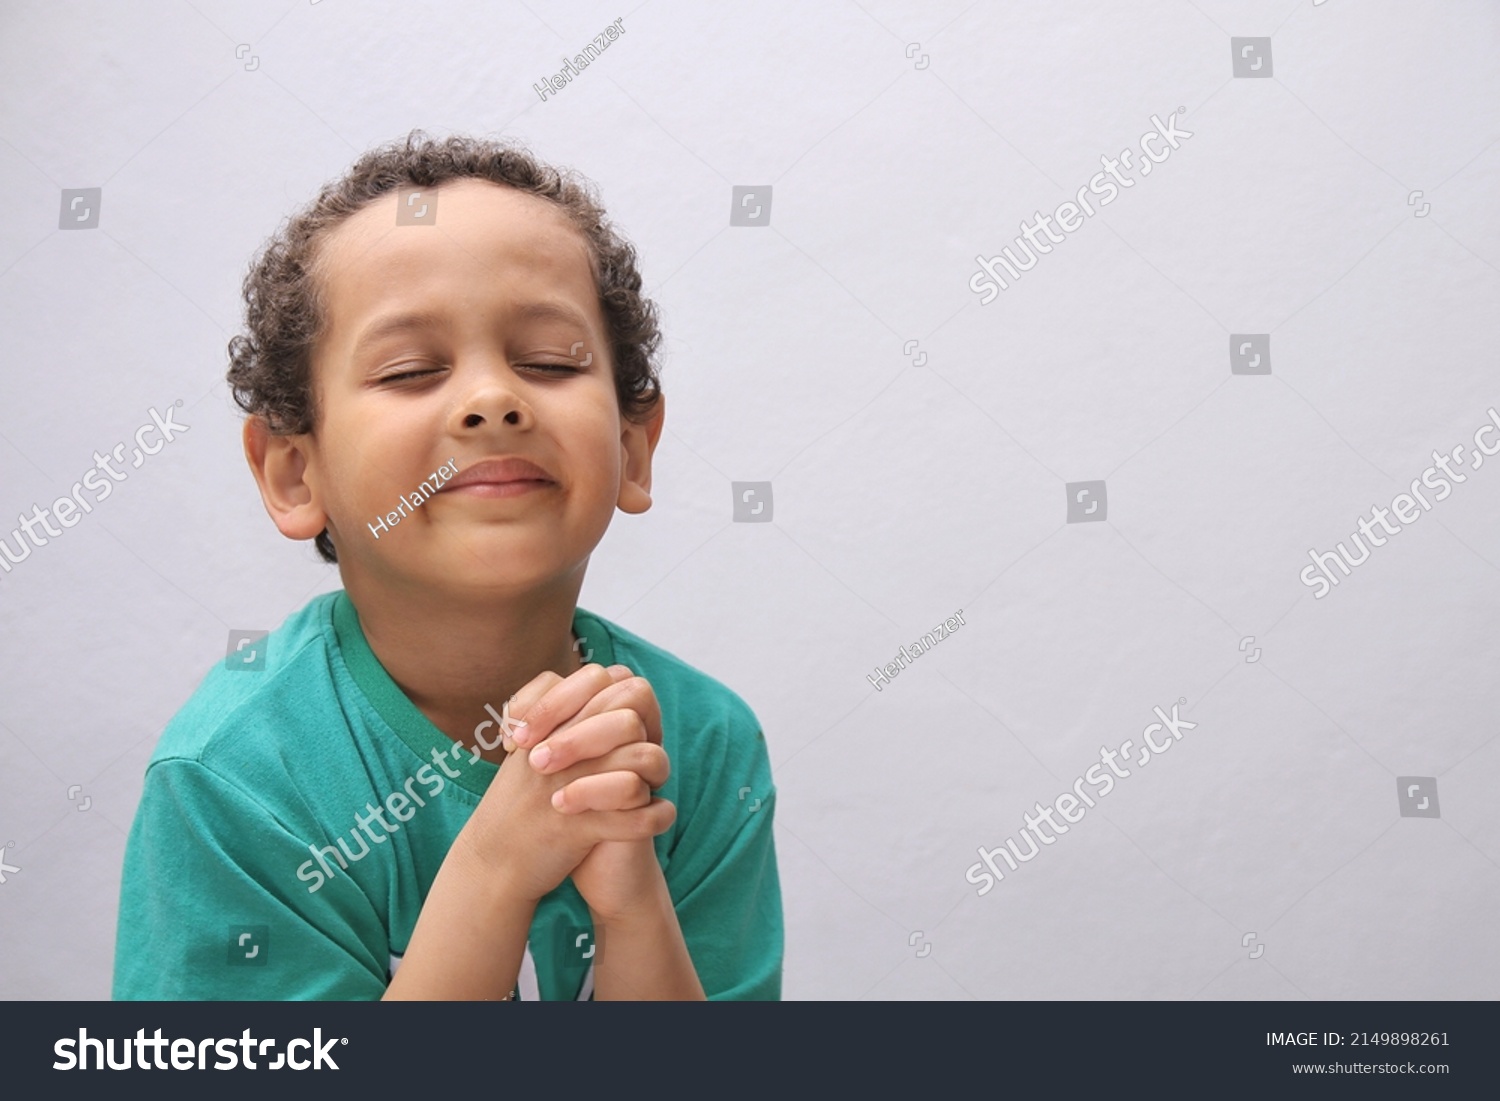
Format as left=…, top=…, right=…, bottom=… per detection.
left=1, top=0, right=1497, bottom=999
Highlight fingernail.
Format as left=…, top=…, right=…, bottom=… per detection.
left=551, top=789, right=566, bottom=810
left=509, top=720, right=529, bottom=747
left=531, top=743, right=552, bottom=770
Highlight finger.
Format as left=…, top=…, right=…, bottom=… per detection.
left=464, top=671, right=560, bottom=758
left=523, top=665, right=645, bottom=747
left=509, top=664, right=616, bottom=748
left=490, top=667, right=635, bottom=754
left=597, top=672, right=663, bottom=746
left=542, top=671, right=663, bottom=748
left=528, top=708, right=646, bottom=774
left=551, top=770, right=652, bottom=814
left=494, top=670, right=566, bottom=749
left=544, top=740, right=670, bottom=789
left=573, top=797, right=678, bottom=841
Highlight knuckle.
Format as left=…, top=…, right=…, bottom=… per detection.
left=519, top=673, right=567, bottom=719
left=617, top=709, right=647, bottom=741
left=603, top=675, right=641, bottom=705
left=521, top=699, right=557, bottom=731
left=631, top=742, right=666, bottom=772
left=524, top=671, right=563, bottom=701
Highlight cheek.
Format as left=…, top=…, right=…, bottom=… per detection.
left=317, top=415, right=418, bottom=514
left=564, top=393, right=625, bottom=476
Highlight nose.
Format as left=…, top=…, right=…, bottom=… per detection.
left=449, top=365, right=532, bottom=433
left=462, top=409, right=521, bottom=429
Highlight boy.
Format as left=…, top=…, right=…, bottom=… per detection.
left=112, top=131, right=782, bottom=1000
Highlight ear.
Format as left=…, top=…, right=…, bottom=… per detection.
left=243, top=416, right=329, bottom=542
left=617, top=394, right=665, bottom=515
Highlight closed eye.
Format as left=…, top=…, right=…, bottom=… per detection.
left=376, top=363, right=580, bottom=384
left=378, top=366, right=444, bottom=384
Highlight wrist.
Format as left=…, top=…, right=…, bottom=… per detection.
left=588, top=856, right=671, bottom=929
left=454, top=825, right=544, bottom=913
left=388, top=828, right=538, bottom=1000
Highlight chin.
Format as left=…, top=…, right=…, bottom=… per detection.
left=433, top=552, right=563, bottom=593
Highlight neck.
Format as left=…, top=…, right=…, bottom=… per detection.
left=341, top=570, right=586, bottom=755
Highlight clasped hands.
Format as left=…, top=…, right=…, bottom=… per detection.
left=457, top=662, right=675, bottom=923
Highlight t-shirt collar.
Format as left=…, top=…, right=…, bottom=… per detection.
left=331, top=590, right=613, bottom=797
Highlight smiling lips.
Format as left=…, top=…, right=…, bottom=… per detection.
left=441, top=457, right=556, bottom=498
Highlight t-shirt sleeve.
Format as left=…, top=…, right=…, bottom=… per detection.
left=665, top=699, right=783, bottom=1001
left=112, top=757, right=390, bottom=1000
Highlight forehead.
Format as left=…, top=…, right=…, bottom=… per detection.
left=313, top=177, right=599, bottom=337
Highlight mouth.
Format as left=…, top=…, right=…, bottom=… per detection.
left=441, top=457, right=557, bottom=498
left=446, top=479, right=554, bottom=499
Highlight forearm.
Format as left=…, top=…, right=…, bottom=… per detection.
left=591, top=876, right=706, bottom=1001
left=383, top=833, right=536, bottom=1000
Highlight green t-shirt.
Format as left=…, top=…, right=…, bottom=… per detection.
left=112, top=591, right=781, bottom=1000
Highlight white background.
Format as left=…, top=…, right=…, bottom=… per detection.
left=2, top=0, right=1498, bottom=999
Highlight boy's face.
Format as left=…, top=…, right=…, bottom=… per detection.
left=287, top=177, right=660, bottom=597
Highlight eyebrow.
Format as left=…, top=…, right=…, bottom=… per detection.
left=351, top=310, right=446, bottom=359
left=351, top=302, right=591, bottom=360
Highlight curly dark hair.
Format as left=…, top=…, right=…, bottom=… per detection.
left=225, top=129, right=664, bottom=563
